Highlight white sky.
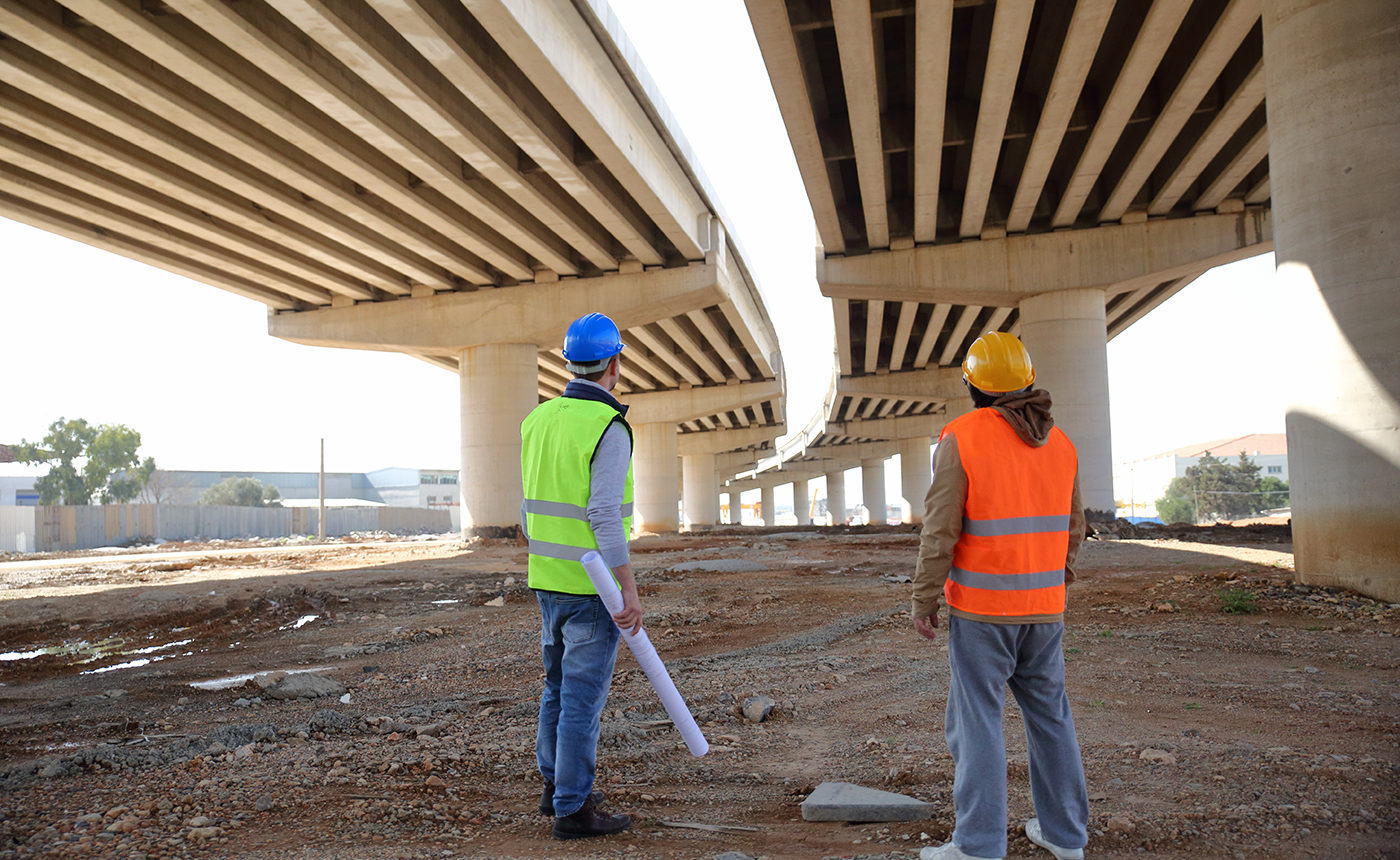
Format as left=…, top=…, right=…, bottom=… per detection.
left=0, top=0, right=1284, bottom=485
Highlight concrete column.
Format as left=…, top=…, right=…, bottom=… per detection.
left=633, top=422, right=679, bottom=533
left=899, top=437, right=932, bottom=524
left=792, top=478, right=811, bottom=525
left=861, top=457, right=887, bottom=524
left=760, top=484, right=776, bottom=526
left=459, top=342, right=538, bottom=537
left=1264, top=0, right=1400, bottom=601
left=681, top=452, right=719, bottom=530
left=825, top=470, right=847, bottom=525
left=1019, top=288, right=1113, bottom=515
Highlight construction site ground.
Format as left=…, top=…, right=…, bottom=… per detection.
left=0, top=525, right=1396, bottom=860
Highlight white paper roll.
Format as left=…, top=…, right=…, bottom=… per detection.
left=580, top=551, right=709, bottom=757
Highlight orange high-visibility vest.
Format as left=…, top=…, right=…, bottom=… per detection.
left=940, top=408, right=1077, bottom=618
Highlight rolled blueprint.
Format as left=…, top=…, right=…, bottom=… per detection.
left=580, top=550, right=709, bottom=757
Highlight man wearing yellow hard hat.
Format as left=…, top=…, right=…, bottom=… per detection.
left=912, top=331, right=1089, bottom=860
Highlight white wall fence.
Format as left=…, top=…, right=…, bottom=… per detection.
left=0, top=504, right=452, bottom=553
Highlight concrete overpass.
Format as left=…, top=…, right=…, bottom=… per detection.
left=0, top=0, right=785, bottom=534
left=746, top=0, right=1398, bottom=599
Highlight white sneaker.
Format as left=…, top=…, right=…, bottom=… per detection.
left=1025, top=817, right=1084, bottom=860
left=920, top=842, right=1004, bottom=860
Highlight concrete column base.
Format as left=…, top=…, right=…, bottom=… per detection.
left=459, top=343, right=538, bottom=538
left=861, top=457, right=887, bottom=525
left=899, top=437, right=932, bottom=524
left=633, top=422, right=679, bottom=533
left=1019, top=288, right=1114, bottom=516
left=681, top=452, right=719, bottom=530
left=825, top=470, right=847, bottom=525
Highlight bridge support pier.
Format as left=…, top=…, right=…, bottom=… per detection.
left=459, top=343, right=538, bottom=537
left=899, top=437, right=932, bottom=525
left=825, top=470, right=847, bottom=525
left=681, top=452, right=719, bottom=530
left=861, top=457, right=887, bottom=525
left=760, top=485, right=776, bottom=526
left=1265, top=0, right=1400, bottom=601
left=1019, top=288, right=1114, bottom=517
left=632, top=422, right=679, bottom=533
left=793, top=477, right=811, bottom=525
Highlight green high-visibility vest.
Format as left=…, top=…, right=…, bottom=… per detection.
left=520, top=395, right=634, bottom=593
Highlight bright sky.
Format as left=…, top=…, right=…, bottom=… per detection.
left=0, top=0, right=1284, bottom=482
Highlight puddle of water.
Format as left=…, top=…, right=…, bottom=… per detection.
left=431, top=599, right=460, bottom=605
left=125, top=638, right=194, bottom=656
left=0, top=637, right=126, bottom=664
left=278, top=614, right=319, bottom=631
left=189, top=666, right=331, bottom=691
left=82, top=657, right=155, bottom=675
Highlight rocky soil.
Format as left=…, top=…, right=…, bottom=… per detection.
left=0, top=526, right=1395, bottom=859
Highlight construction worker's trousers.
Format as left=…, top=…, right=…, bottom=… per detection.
left=946, top=616, right=1089, bottom=858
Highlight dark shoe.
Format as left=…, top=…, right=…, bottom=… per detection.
left=551, top=796, right=630, bottom=840
left=538, top=780, right=606, bottom=816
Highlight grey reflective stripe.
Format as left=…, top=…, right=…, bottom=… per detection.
left=961, top=514, right=1070, bottom=537
left=527, top=539, right=591, bottom=562
left=523, top=498, right=587, bottom=519
left=524, top=498, right=632, bottom=520
left=949, top=567, right=1065, bottom=591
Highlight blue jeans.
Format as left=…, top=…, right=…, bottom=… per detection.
left=535, top=590, right=621, bottom=817
left=946, top=616, right=1089, bottom=858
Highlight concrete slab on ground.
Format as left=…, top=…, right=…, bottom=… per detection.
left=800, top=781, right=934, bottom=822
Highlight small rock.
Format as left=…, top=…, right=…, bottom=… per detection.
left=504, top=576, right=516, bottom=587
left=233, top=698, right=251, bottom=708
left=187, top=816, right=215, bottom=828
left=205, top=742, right=228, bottom=756
left=741, top=695, right=776, bottom=724
left=177, top=697, right=191, bottom=705
left=261, top=672, right=345, bottom=700
left=255, top=795, right=275, bottom=812
left=1140, top=748, right=1176, bottom=765
left=424, top=775, right=446, bottom=788
left=485, top=596, right=505, bottom=607
left=339, top=693, right=352, bottom=704
left=234, top=743, right=255, bottom=759
left=1107, top=816, right=1135, bottom=833
left=714, top=853, right=755, bottom=860
left=187, top=826, right=222, bottom=840
left=104, top=689, right=127, bottom=699
left=1304, top=666, right=1320, bottom=674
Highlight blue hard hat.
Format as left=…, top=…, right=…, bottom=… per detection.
left=563, top=312, right=625, bottom=367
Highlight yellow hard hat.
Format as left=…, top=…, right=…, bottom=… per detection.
left=962, top=331, right=1035, bottom=393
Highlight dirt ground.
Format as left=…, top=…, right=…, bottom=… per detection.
left=0, top=526, right=1396, bottom=860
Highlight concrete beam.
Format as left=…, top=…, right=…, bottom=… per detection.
left=678, top=424, right=781, bottom=456
left=628, top=379, right=783, bottom=426
left=912, top=0, right=951, bottom=243
left=268, top=263, right=722, bottom=354
left=959, top=0, right=1033, bottom=238
left=825, top=412, right=954, bottom=443
left=467, top=0, right=708, bottom=260
left=837, top=366, right=966, bottom=403
left=1150, top=62, right=1266, bottom=216
left=818, top=211, right=1272, bottom=304
left=832, top=0, right=888, bottom=249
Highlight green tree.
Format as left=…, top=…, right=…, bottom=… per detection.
left=15, top=417, right=156, bottom=505
left=198, top=477, right=282, bottom=507
left=1156, top=478, right=1196, bottom=524
left=1258, top=476, right=1290, bottom=510
left=1155, top=452, right=1280, bottom=523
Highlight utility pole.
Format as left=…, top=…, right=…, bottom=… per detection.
left=318, top=438, right=326, bottom=541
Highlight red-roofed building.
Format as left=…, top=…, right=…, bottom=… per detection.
left=1116, top=434, right=1288, bottom=518
left=0, top=444, right=14, bottom=464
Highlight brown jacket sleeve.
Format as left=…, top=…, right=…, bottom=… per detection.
left=1065, top=473, right=1086, bottom=584
left=912, top=434, right=966, bottom=619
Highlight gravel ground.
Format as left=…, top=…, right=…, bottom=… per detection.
left=0, top=527, right=1395, bottom=859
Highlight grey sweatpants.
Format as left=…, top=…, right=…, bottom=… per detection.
left=946, top=616, right=1089, bottom=858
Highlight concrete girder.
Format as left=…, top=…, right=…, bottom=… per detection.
left=1098, top=0, right=1262, bottom=223
left=627, top=380, right=783, bottom=427
left=1006, top=0, right=1114, bottom=234
left=1198, top=128, right=1270, bottom=211
left=466, top=0, right=707, bottom=261
left=375, top=0, right=664, bottom=267
left=831, top=0, right=888, bottom=249
left=825, top=412, right=956, bottom=444
left=912, top=0, right=952, bottom=244
left=1051, top=1, right=1193, bottom=228
left=958, top=0, right=1033, bottom=239
left=744, top=0, right=844, bottom=254
left=268, top=262, right=722, bottom=356
left=818, top=211, right=1273, bottom=305
left=0, top=0, right=489, bottom=288
left=1150, top=63, right=1267, bottom=216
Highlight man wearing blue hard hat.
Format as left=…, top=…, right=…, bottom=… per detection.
left=519, top=311, right=641, bottom=840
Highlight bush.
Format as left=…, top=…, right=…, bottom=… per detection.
left=198, top=477, right=282, bottom=507
left=1219, top=587, right=1257, bottom=614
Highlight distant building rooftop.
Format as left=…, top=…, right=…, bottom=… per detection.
left=1145, top=433, right=1288, bottom=460
left=0, top=444, right=14, bottom=464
